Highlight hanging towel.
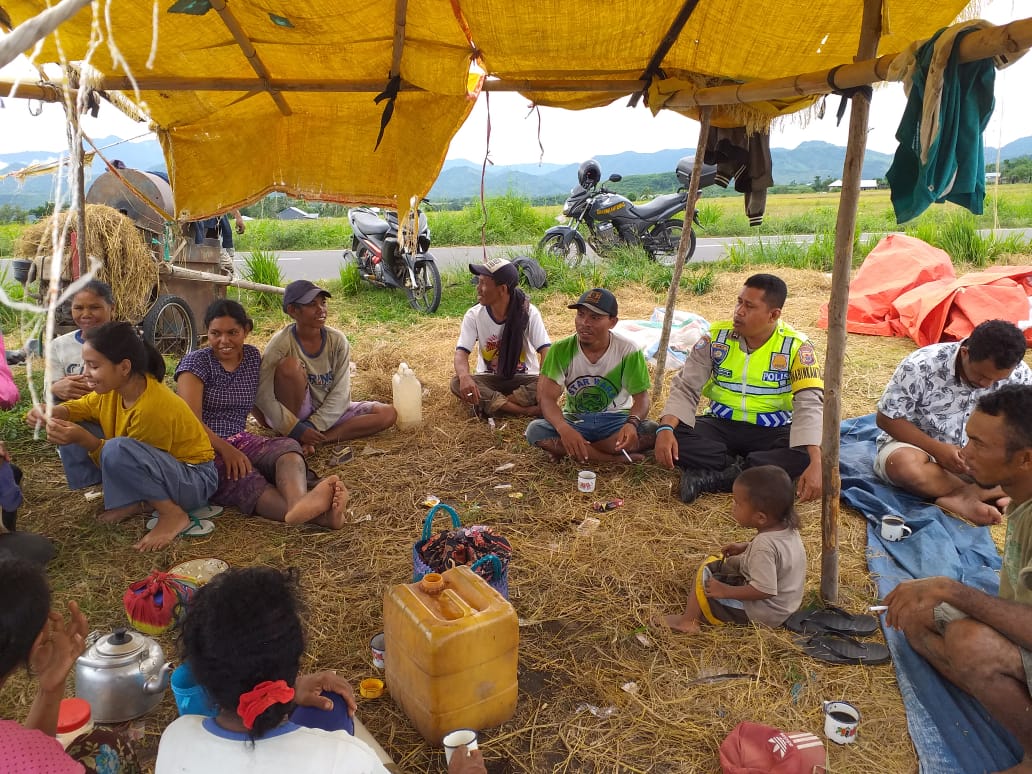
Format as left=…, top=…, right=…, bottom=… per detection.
left=887, top=23, right=998, bottom=224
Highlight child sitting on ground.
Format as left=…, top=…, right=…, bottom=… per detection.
left=661, top=465, right=805, bottom=633
left=255, top=280, right=396, bottom=451
left=156, top=565, right=486, bottom=773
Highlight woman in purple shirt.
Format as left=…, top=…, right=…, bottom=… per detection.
left=175, top=300, right=347, bottom=527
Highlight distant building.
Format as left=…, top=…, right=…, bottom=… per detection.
left=277, top=206, right=319, bottom=220
left=828, top=179, right=879, bottom=190
left=986, top=172, right=1001, bottom=183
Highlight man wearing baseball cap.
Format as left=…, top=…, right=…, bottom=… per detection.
left=255, top=280, right=396, bottom=449
left=526, top=288, right=655, bottom=463
left=452, top=257, right=551, bottom=418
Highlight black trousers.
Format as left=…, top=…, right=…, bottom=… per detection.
left=673, top=417, right=810, bottom=478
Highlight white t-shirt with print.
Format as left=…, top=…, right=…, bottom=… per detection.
left=456, top=303, right=550, bottom=375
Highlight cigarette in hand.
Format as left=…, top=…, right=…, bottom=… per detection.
left=868, top=605, right=888, bottom=613
left=621, top=449, right=633, bottom=463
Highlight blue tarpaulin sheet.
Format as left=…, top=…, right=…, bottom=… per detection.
left=839, top=414, right=1022, bottom=774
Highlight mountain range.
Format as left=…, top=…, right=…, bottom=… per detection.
left=4, top=135, right=1032, bottom=210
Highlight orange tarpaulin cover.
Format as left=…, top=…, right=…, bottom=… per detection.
left=819, top=234, right=1032, bottom=345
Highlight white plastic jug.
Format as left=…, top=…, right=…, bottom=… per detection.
left=393, top=362, right=423, bottom=429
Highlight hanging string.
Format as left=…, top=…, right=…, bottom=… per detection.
left=478, top=91, right=492, bottom=260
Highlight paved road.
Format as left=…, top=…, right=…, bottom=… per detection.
left=238, top=227, right=1032, bottom=281
left=8, top=228, right=1026, bottom=284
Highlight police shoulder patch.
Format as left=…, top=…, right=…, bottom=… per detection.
left=797, top=343, right=816, bottom=366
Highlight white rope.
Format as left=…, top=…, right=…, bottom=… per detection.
left=0, top=0, right=93, bottom=70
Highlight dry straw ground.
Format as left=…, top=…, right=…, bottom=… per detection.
left=5, top=266, right=1005, bottom=773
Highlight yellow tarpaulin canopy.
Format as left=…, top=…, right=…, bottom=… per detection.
left=4, top=0, right=981, bottom=219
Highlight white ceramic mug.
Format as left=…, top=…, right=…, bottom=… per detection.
left=823, top=700, right=860, bottom=744
left=880, top=515, right=912, bottom=542
left=443, top=728, right=479, bottom=763
left=578, top=471, right=596, bottom=493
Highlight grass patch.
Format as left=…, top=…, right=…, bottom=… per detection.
left=241, top=249, right=285, bottom=310
left=906, top=211, right=1032, bottom=266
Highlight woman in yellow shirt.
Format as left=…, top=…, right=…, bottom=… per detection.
left=27, top=322, right=217, bottom=551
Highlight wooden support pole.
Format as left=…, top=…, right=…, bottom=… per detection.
left=650, top=106, right=711, bottom=406
left=820, top=0, right=883, bottom=604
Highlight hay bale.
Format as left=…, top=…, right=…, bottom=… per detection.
left=14, top=204, right=158, bottom=323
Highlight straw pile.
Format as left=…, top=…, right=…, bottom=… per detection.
left=9, top=266, right=999, bottom=773
left=14, top=204, right=158, bottom=323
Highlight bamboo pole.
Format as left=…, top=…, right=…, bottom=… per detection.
left=158, top=263, right=285, bottom=295
left=649, top=106, right=711, bottom=407
left=4, top=16, right=1028, bottom=102
left=820, top=0, right=883, bottom=604
left=390, top=0, right=409, bottom=78
left=208, top=0, right=291, bottom=116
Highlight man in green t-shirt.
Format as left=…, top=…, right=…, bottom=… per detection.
left=525, top=288, right=655, bottom=463
left=886, top=385, right=1032, bottom=770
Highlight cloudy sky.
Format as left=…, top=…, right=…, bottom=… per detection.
left=1, top=0, right=1028, bottom=167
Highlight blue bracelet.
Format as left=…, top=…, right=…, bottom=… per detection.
left=657, top=424, right=675, bottom=433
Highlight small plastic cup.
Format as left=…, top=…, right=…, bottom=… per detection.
left=577, top=471, right=596, bottom=493
left=370, top=632, right=385, bottom=670
left=359, top=677, right=385, bottom=699
left=443, top=728, right=479, bottom=763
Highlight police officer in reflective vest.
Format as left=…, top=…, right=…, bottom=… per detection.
left=655, top=274, right=824, bottom=503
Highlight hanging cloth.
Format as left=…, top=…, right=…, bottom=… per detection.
left=886, top=23, right=999, bottom=224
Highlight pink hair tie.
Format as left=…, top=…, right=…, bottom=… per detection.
left=236, top=680, right=295, bottom=730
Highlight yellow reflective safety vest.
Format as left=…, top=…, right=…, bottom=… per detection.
left=702, top=320, right=823, bottom=427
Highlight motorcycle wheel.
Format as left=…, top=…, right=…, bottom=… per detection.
left=407, top=259, right=442, bottom=313
left=538, top=232, right=586, bottom=268
left=648, top=219, right=696, bottom=264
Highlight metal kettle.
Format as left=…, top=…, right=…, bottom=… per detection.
left=75, top=627, right=172, bottom=722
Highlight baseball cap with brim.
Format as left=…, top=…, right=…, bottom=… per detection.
left=469, top=257, right=519, bottom=288
left=569, top=287, right=618, bottom=317
left=720, top=721, right=826, bottom=774
left=283, top=280, right=331, bottom=312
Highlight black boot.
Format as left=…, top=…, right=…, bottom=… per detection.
left=677, top=460, right=744, bottom=504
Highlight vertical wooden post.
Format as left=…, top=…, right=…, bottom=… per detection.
left=650, top=106, right=711, bottom=406
left=821, top=0, right=883, bottom=602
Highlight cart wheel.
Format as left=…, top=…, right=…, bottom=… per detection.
left=141, top=295, right=196, bottom=358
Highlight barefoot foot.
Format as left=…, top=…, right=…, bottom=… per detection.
left=97, top=501, right=146, bottom=524
left=285, top=475, right=341, bottom=525
left=935, top=491, right=1003, bottom=526
left=133, top=510, right=190, bottom=552
left=653, top=614, right=701, bottom=634
left=312, top=480, right=349, bottom=529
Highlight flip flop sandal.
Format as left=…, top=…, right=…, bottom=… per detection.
left=796, top=632, right=891, bottom=665
left=145, top=514, right=216, bottom=537
left=783, top=605, right=879, bottom=636
left=149, top=504, right=223, bottom=523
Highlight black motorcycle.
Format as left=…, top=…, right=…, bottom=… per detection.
left=344, top=204, right=442, bottom=313
left=539, top=157, right=717, bottom=267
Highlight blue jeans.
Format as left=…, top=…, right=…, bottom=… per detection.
left=525, top=413, right=631, bottom=446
